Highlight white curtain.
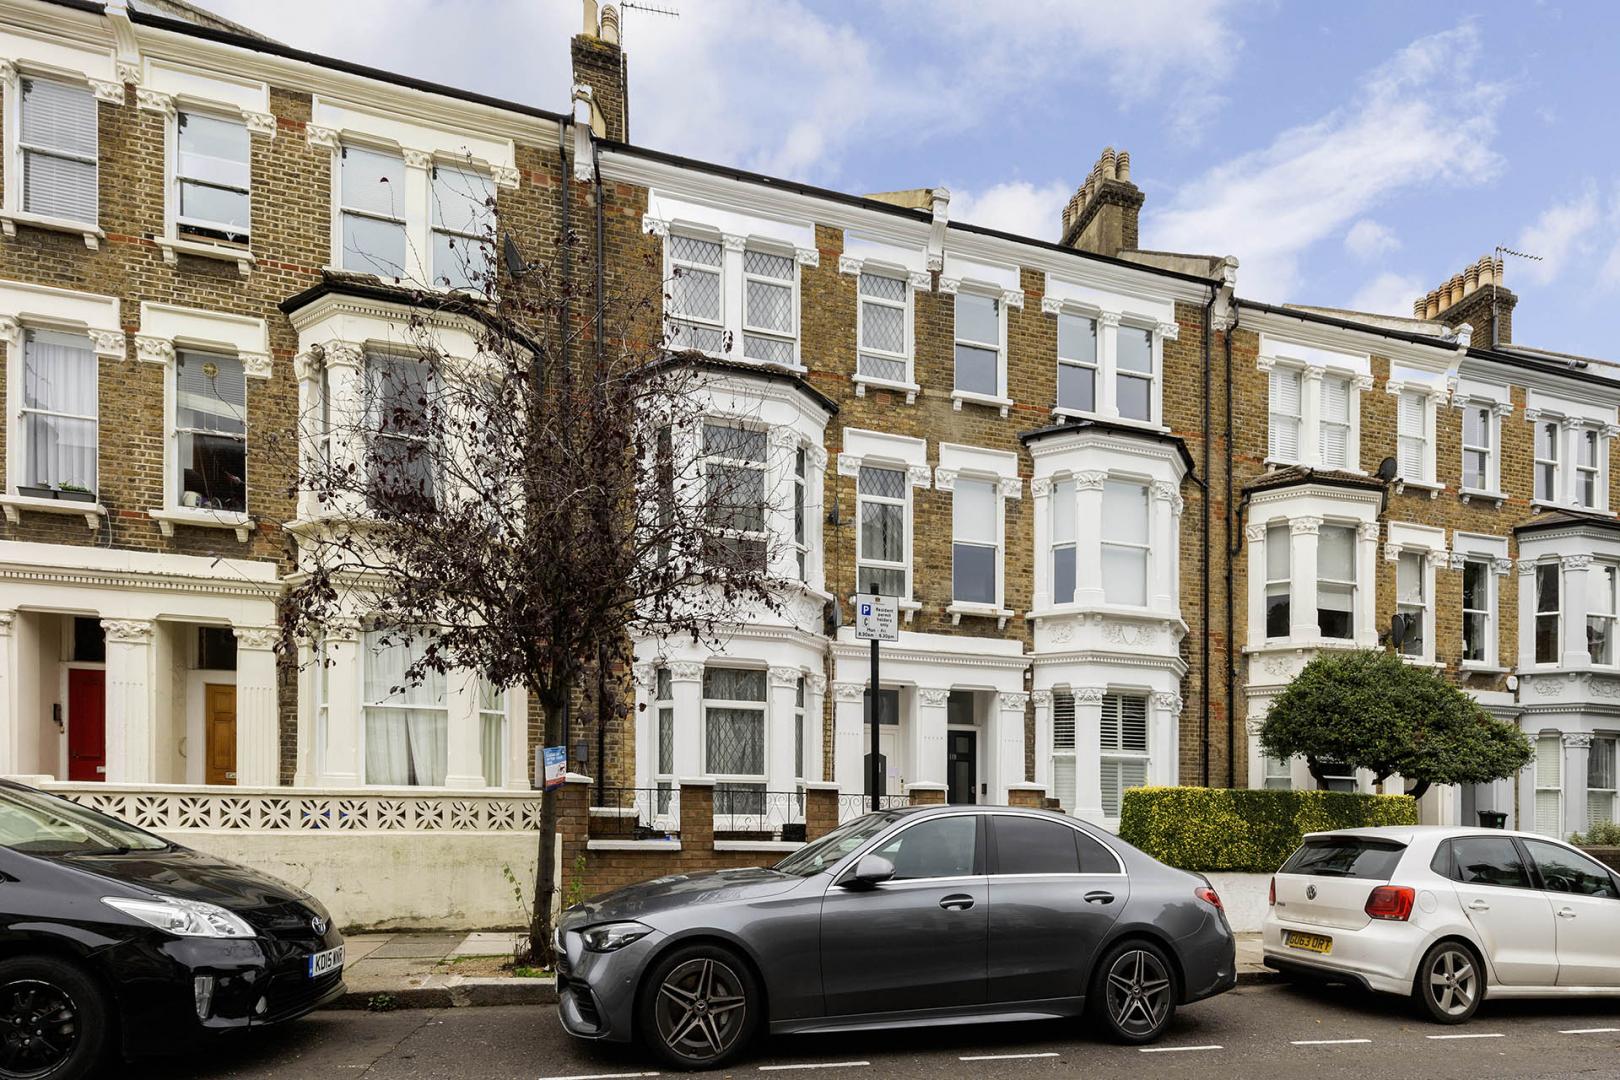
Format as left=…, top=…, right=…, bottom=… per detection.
left=365, top=708, right=412, bottom=786
left=22, top=330, right=97, bottom=491
left=364, top=630, right=448, bottom=786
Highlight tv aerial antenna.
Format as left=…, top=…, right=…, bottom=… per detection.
left=618, top=2, right=680, bottom=45
left=1486, top=245, right=1541, bottom=348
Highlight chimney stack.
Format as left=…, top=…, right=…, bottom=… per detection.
left=1413, top=254, right=1514, bottom=346
left=572, top=2, right=628, bottom=141
left=1059, top=146, right=1145, bottom=258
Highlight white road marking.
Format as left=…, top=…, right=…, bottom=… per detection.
left=1138, top=1044, right=1223, bottom=1053
left=1291, top=1038, right=1373, bottom=1046
left=758, top=1064, right=870, bottom=1072
left=537, top=1073, right=659, bottom=1080
left=1560, top=1027, right=1620, bottom=1034
left=958, top=1052, right=1062, bottom=1061
left=1426, top=1033, right=1505, bottom=1041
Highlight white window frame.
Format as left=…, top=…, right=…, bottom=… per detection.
left=1461, top=557, right=1493, bottom=666
left=428, top=160, right=495, bottom=294
left=1055, top=310, right=1099, bottom=417
left=1394, top=386, right=1437, bottom=488
left=1458, top=400, right=1500, bottom=498
left=1050, top=476, right=1076, bottom=607
left=16, top=328, right=98, bottom=497
left=360, top=627, right=450, bottom=788
left=701, top=666, right=769, bottom=816
left=168, top=107, right=251, bottom=251
left=1262, top=754, right=1293, bottom=791
left=1258, top=348, right=1369, bottom=471
left=852, top=267, right=916, bottom=399
left=1534, top=562, right=1562, bottom=667
left=659, top=229, right=804, bottom=370
left=1576, top=427, right=1604, bottom=511
left=1051, top=690, right=1077, bottom=813
left=665, top=229, right=726, bottom=353
left=740, top=244, right=798, bottom=367
left=938, top=445, right=1019, bottom=624
left=700, top=419, right=769, bottom=573
left=1113, top=320, right=1157, bottom=425
left=336, top=140, right=408, bottom=279
left=1590, top=563, right=1619, bottom=668
left=1045, top=295, right=1172, bottom=428
left=1319, top=372, right=1353, bottom=469
left=855, top=463, right=911, bottom=600
left=478, top=679, right=508, bottom=788
left=1591, top=735, right=1617, bottom=828
left=1263, top=522, right=1291, bottom=641
left=1267, top=363, right=1303, bottom=464
left=1395, top=549, right=1428, bottom=660
left=1535, top=733, right=1563, bottom=837
left=1533, top=416, right=1562, bottom=505
left=364, top=349, right=440, bottom=511
left=1387, top=523, right=1446, bottom=664
left=2, top=68, right=106, bottom=247
left=1452, top=534, right=1508, bottom=670
left=1099, top=692, right=1150, bottom=819
left=1316, top=522, right=1358, bottom=642
left=1100, top=479, right=1151, bottom=609
left=950, top=285, right=1009, bottom=415
left=791, top=444, right=808, bottom=583
left=654, top=667, right=675, bottom=815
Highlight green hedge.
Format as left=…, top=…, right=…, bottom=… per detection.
left=1118, top=786, right=1418, bottom=873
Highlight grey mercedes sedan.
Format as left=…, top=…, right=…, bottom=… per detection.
left=554, top=804, right=1237, bottom=1069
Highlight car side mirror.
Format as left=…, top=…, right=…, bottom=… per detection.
left=840, top=854, right=895, bottom=889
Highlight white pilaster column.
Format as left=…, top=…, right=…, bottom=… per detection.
left=1152, top=692, right=1182, bottom=787
left=293, top=636, right=315, bottom=787
left=767, top=667, right=800, bottom=796
left=993, top=691, right=1028, bottom=804
left=1031, top=689, right=1053, bottom=793
left=669, top=662, right=704, bottom=780
left=1562, top=555, right=1593, bottom=669
left=1356, top=521, right=1380, bottom=647
left=1561, top=416, right=1583, bottom=508
left=1030, top=479, right=1051, bottom=610
left=1074, top=687, right=1105, bottom=822
left=1074, top=471, right=1106, bottom=607
left=1518, top=562, right=1539, bottom=670
left=505, top=687, right=529, bottom=791
left=0, top=612, right=16, bottom=776
left=1515, top=756, right=1535, bottom=832
left=914, top=687, right=949, bottom=789
left=402, top=148, right=432, bottom=286
left=1300, top=366, right=1324, bottom=467
left=1290, top=517, right=1321, bottom=639
left=1150, top=482, right=1178, bottom=611
left=1245, top=524, right=1267, bottom=649
left=806, top=674, right=826, bottom=783
left=232, top=626, right=281, bottom=787
left=1245, top=716, right=1268, bottom=791
left=632, top=664, right=656, bottom=790
left=767, top=431, right=799, bottom=581
left=320, top=621, right=362, bottom=786
left=442, top=670, right=486, bottom=789
left=1097, top=312, right=1120, bottom=418
left=832, top=682, right=866, bottom=793
left=102, top=619, right=156, bottom=784
left=1564, top=733, right=1593, bottom=837
left=722, top=233, right=747, bottom=361
left=323, top=344, right=366, bottom=517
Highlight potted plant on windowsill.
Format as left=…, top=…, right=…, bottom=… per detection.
left=55, top=482, right=95, bottom=504
left=16, top=483, right=55, bottom=500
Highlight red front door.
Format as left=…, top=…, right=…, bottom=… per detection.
left=67, top=669, right=105, bottom=782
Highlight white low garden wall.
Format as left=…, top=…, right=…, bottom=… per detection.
left=1205, top=872, right=1272, bottom=933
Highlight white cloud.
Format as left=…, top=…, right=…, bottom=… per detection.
left=1514, top=182, right=1602, bottom=286
left=1147, top=24, right=1506, bottom=301
left=949, top=180, right=1074, bottom=240
left=1348, top=272, right=1427, bottom=318
left=1344, top=219, right=1400, bottom=260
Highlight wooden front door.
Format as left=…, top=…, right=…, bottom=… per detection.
left=204, top=684, right=237, bottom=785
left=67, top=669, right=105, bottom=781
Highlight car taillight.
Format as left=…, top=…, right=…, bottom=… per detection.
left=1365, top=885, right=1415, bottom=921
left=1268, top=877, right=1276, bottom=906
left=1195, top=886, right=1224, bottom=911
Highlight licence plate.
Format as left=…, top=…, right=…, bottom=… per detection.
left=307, top=944, right=344, bottom=978
left=1285, top=931, right=1333, bottom=955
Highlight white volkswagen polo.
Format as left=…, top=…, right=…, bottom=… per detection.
left=1262, top=826, right=1620, bottom=1023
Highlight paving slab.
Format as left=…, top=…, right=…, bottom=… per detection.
left=450, top=931, right=525, bottom=957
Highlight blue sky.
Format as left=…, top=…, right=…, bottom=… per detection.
left=210, top=0, right=1620, bottom=356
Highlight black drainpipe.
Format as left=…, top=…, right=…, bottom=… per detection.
left=1200, top=285, right=1215, bottom=788
left=1223, top=303, right=1241, bottom=789
left=592, top=135, right=610, bottom=804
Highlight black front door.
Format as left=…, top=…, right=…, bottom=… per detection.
left=947, top=730, right=977, bottom=804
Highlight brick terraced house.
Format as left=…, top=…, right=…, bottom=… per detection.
left=0, top=0, right=1615, bottom=923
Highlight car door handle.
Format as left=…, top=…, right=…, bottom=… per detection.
left=1466, top=900, right=1490, bottom=912
left=1084, top=891, right=1115, bottom=905
left=938, top=894, right=975, bottom=911
left=1557, top=907, right=1577, bottom=919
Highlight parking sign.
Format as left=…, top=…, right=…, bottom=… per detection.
left=854, top=594, right=899, bottom=641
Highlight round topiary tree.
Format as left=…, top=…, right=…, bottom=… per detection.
left=1259, top=648, right=1533, bottom=800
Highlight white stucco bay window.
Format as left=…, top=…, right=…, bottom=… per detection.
left=645, top=190, right=817, bottom=371
left=942, top=253, right=1020, bottom=415
left=310, top=96, right=517, bottom=292
left=1450, top=532, right=1511, bottom=670
left=1257, top=335, right=1371, bottom=471
left=1524, top=390, right=1619, bottom=513
left=839, top=428, right=928, bottom=611
left=135, top=303, right=271, bottom=540
left=1042, top=274, right=1175, bottom=429
left=936, top=443, right=1020, bottom=627
left=0, top=281, right=123, bottom=528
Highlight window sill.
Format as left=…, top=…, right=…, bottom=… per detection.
left=1397, top=655, right=1444, bottom=669
left=1052, top=406, right=1167, bottom=434
left=951, top=389, right=1013, bottom=417
left=148, top=507, right=256, bottom=542
left=1530, top=499, right=1615, bottom=518
left=946, top=602, right=1016, bottom=629
left=1, top=493, right=104, bottom=529
left=846, top=594, right=922, bottom=623
left=1392, top=477, right=1444, bottom=498
left=0, top=210, right=103, bottom=250
left=1459, top=662, right=1510, bottom=674
left=156, top=235, right=255, bottom=276
left=1459, top=488, right=1506, bottom=508
left=852, top=373, right=918, bottom=404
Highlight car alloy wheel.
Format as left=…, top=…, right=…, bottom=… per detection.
left=1420, top=944, right=1480, bottom=1023
left=652, top=957, right=750, bottom=1065
left=1104, top=947, right=1174, bottom=1040
left=0, top=979, right=79, bottom=1080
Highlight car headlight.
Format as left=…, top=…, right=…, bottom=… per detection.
left=102, top=896, right=255, bottom=939
left=579, top=921, right=652, bottom=953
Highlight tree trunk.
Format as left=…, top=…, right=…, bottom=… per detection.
left=1305, top=757, right=1328, bottom=787
left=529, top=690, right=567, bottom=966
left=1405, top=779, right=1431, bottom=802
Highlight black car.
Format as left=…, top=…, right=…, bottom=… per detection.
left=0, top=780, right=345, bottom=1079
left=556, top=805, right=1237, bottom=1069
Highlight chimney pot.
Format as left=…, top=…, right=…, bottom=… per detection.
left=1117, top=150, right=1131, bottom=182
left=1464, top=263, right=1479, bottom=295
left=1413, top=297, right=1425, bottom=318
left=600, top=3, right=620, bottom=44
left=1425, top=290, right=1440, bottom=319
left=1101, top=147, right=1117, bottom=180
left=582, top=0, right=598, bottom=36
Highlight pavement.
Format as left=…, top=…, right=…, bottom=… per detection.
left=127, top=981, right=1620, bottom=1078
left=330, top=932, right=1272, bottom=1011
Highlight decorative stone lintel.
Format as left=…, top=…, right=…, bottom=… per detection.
left=101, top=618, right=155, bottom=643
left=233, top=626, right=279, bottom=651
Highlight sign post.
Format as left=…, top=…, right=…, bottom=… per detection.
left=853, top=590, right=899, bottom=812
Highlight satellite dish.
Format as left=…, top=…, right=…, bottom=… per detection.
left=502, top=233, right=528, bottom=278
left=1375, top=457, right=1399, bottom=483
left=1388, top=613, right=1407, bottom=648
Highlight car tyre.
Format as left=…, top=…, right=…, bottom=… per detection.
left=1089, top=939, right=1178, bottom=1045
left=0, top=955, right=112, bottom=1080
left=1413, top=941, right=1482, bottom=1025
left=637, top=944, right=760, bottom=1071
